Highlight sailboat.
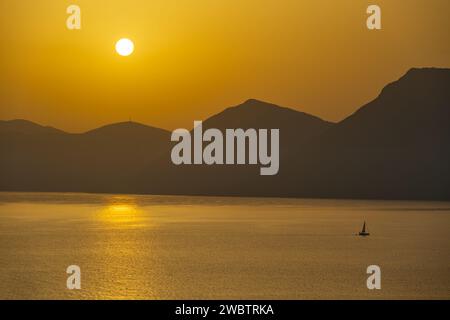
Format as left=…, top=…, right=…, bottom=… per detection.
left=359, top=221, right=370, bottom=236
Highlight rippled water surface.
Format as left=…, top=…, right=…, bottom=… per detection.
left=0, top=192, right=449, bottom=299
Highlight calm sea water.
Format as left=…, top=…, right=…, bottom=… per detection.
left=0, top=192, right=449, bottom=300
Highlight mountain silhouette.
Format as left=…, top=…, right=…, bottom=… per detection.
left=296, top=67, right=450, bottom=199
left=321, top=68, right=449, bottom=148
left=1, top=68, right=449, bottom=200
left=138, top=99, right=333, bottom=196
left=203, top=98, right=332, bottom=141
left=0, top=119, right=64, bottom=135
left=0, top=121, right=170, bottom=192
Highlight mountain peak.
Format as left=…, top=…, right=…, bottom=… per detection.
left=242, top=98, right=268, bottom=105
left=227, top=99, right=333, bottom=125
left=404, top=67, right=449, bottom=76
left=386, top=67, right=450, bottom=91
left=84, top=121, right=169, bottom=136
left=330, top=67, right=450, bottom=148
left=238, top=99, right=283, bottom=110
left=376, top=67, right=450, bottom=99
left=230, top=99, right=305, bottom=115
left=201, top=98, right=332, bottom=142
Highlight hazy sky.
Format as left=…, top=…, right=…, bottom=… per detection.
left=1, top=0, right=449, bottom=132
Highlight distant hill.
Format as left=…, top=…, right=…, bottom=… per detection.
left=1, top=68, right=449, bottom=200
left=138, top=99, right=333, bottom=196
left=0, top=119, right=64, bottom=135
left=203, top=98, right=332, bottom=141
left=0, top=121, right=170, bottom=193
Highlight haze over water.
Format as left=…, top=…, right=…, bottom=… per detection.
left=0, top=192, right=449, bottom=299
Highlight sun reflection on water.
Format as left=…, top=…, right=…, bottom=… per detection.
left=96, top=196, right=145, bottom=227
left=90, top=195, right=160, bottom=299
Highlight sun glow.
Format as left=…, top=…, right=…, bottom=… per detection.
left=115, top=38, right=134, bottom=56
left=101, top=204, right=140, bottom=224
left=96, top=196, right=144, bottom=226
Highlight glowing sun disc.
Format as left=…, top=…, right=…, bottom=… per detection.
left=115, top=38, right=134, bottom=56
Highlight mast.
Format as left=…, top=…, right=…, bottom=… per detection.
left=362, top=222, right=366, bottom=233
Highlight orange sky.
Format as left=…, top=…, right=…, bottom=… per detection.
left=1, top=0, right=449, bottom=132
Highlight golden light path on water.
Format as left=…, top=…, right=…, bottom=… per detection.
left=91, top=195, right=162, bottom=299
left=97, top=196, right=143, bottom=226
left=0, top=192, right=450, bottom=299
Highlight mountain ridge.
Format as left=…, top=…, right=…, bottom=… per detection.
left=1, top=98, right=330, bottom=135
left=1, top=67, right=449, bottom=200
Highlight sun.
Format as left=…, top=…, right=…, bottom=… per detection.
left=115, top=38, right=134, bottom=56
